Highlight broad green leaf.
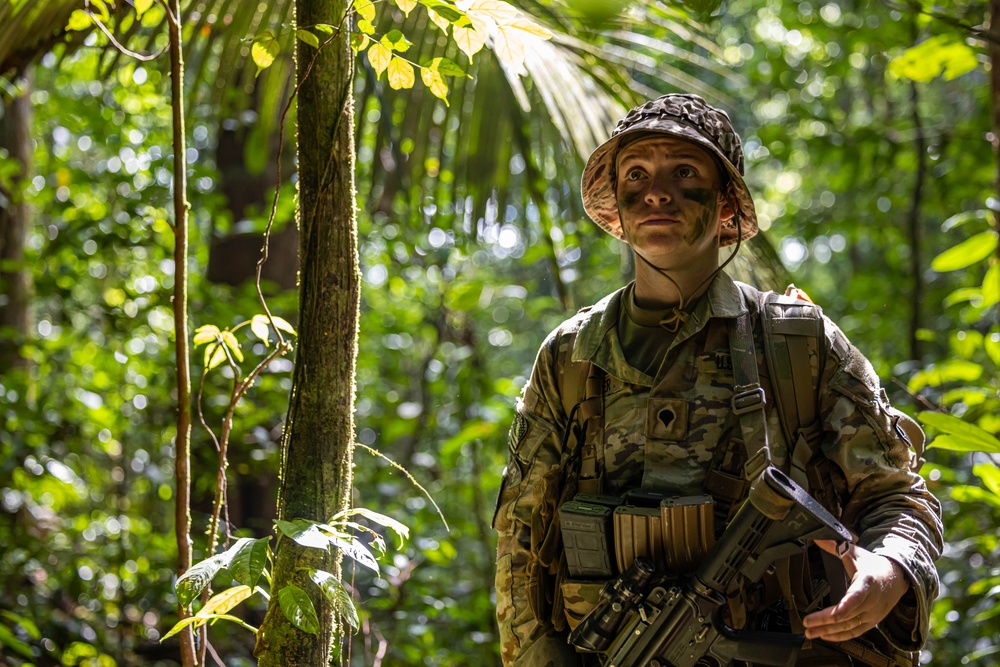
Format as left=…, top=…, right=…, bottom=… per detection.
left=250, top=315, right=270, bottom=347
left=452, top=24, right=485, bottom=61
left=228, top=536, right=271, bottom=590
left=336, top=507, right=410, bottom=543
left=65, top=10, right=93, bottom=31
left=952, top=484, right=1000, bottom=509
left=0, top=624, right=32, bottom=659
left=421, top=68, right=449, bottom=104
left=429, top=57, right=466, bottom=77
left=297, top=29, right=320, bottom=49
left=426, top=7, right=452, bottom=32
left=943, top=287, right=983, bottom=308
left=134, top=0, right=154, bottom=19
left=276, top=519, right=334, bottom=550
left=330, top=534, right=380, bottom=572
left=252, top=38, right=280, bottom=77
left=353, top=0, right=376, bottom=22
left=983, top=263, right=1000, bottom=308
left=382, top=29, right=411, bottom=52
left=387, top=57, right=416, bottom=90
left=198, top=585, right=253, bottom=617
left=161, top=613, right=249, bottom=641
left=931, top=231, right=999, bottom=272
left=351, top=33, right=371, bottom=53
left=221, top=330, right=243, bottom=362
left=920, top=411, right=1000, bottom=454
left=973, top=463, right=1000, bottom=498
left=308, top=569, right=360, bottom=631
left=987, top=329, right=1000, bottom=367
left=175, top=555, right=225, bottom=607
left=1, top=611, right=40, bottom=640
left=218, top=537, right=255, bottom=568
left=314, top=24, right=335, bottom=35
left=277, top=585, right=319, bottom=635
left=367, top=43, right=392, bottom=78
left=888, top=35, right=978, bottom=83
left=394, top=0, right=418, bottom=15
left=421, top=0, right=466, bottom=22
left=908, top=360, right=982, bottom=391
left=193, top=324, right=220, bottom=347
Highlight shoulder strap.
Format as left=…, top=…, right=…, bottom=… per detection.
left=552, top=324, right=605, bottom=494
left=727, top=287, right=772, bottom=481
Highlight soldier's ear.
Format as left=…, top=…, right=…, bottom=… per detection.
left=718, top=193, right=736, bottom=223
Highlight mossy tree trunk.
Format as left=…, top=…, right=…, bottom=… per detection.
left=0, top=74, right=33, bottom=376
left=254, top=0, right=358, bottom=664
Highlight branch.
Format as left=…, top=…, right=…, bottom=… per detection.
left=86, top=11, right=168, bottom=61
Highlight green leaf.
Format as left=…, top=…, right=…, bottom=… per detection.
left=134, top=0, right=154, bottom=19
left=314, top=24, right=335, bottom=35
left=983, top=263, right=1000, bottom=308
left=943, top=287, right=983, bottom=308
left=329, top=533, right=380, bottom=572
left=277, top=585, right=319, bottom=635
left=198, top=585, right=253, bottom=617
left=888, top=35, right=979, bottom=83
left=387, top=56, right=416, bottom=90
left=205, top=343, right=227, bottom=370
left=308, top=569, right=360, bottom=631
left=228, top=537, right=271, bottom=590
left=367, top=43, right=392, bottom=79
left=908, top=360, right=982, bottom=391
left=276, top=519, right=334, bottom=550
left=987, top=329, right=1000, bottom=367
left=952, top=484, right=1000, bottom=509
left=193, top=324, right=220, bottom=347
left=160, top=613, right=251, bottom=642
left=420, top=68, right=449, bottom=104
left=252, top=37, right=280, bottom=76
left=931, top=231, right=999, bottom=272
left=383, top=29, right=411, bottom=52
left=353, top=0, right=376, bottom=22
left=0, top=624, right=33, bottom=659
left=351, top=33, right=371, bottom=53
left=1, top=611, right=40, bottom=640
left=65, top=9, right=93, bottom=31
left=358, top=19, right=376, bottom=35
left=175, top=555, right=225, bottom=607
left=297, top=29, right=320, bottom=49
left=220, top=330, right=243, bottom=362
left=334, top=507, right=409, bottom=543
left=420, top=0, right=466, bottom=22
left=250, top=315, right=271, bottom=347
left=919, top=411, right=1000, bottom=454
left=429, top=57, right=466, bottom=77
left=973, top=463, right=1000, bottom=498
left=394, top=0, right=418, bottom=16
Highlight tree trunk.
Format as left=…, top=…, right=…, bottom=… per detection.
left=907, top=79, right=925, bottom=363
left=254, top=0, right=358, bottom=664
left=0, top=73, right=33, bottom=375
left=992, top=0, right=1000, bottom=259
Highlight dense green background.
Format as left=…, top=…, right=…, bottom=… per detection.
left=1, top=0, right=998, bottom=665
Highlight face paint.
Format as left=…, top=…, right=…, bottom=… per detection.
left=682, top=189, right=719, bottom=244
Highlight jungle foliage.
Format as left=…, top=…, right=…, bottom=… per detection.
left=0, top=0, right=998, bottom=665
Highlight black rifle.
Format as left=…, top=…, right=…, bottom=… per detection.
left=569, top=466, right=853, bottom=667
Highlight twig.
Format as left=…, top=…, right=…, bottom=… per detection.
left=890, top=377, right=942, bottom=413
left=355, top=443, right=450, bottom=532
left=86, top=10, right=168, bottom=61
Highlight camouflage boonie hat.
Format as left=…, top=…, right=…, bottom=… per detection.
left=581, top=93, right=758, bottom=247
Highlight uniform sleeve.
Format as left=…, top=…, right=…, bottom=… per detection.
left=817, top=317, right=943, bottom=651
left=493, top=333, right=583, bottom=667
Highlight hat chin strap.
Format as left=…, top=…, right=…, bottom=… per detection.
left=620, top=195, right=743, bottom=334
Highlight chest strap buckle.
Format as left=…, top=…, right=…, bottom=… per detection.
left=732, top=384, right=766, bottom=415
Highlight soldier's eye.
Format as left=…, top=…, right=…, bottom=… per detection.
left=676, top=166, right=696, bottom=178
left=626, top=168, right=646, bottom=181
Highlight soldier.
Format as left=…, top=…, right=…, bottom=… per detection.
left=492, top=94, right=942, bottom=666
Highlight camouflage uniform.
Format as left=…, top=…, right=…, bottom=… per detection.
left=493, top=273, right=943, bottom=666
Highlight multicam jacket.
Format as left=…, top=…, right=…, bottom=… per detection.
left=493, top=273, right=943, bottom=667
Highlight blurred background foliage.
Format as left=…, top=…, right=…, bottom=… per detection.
left=0, top=0, right=997, bottom=665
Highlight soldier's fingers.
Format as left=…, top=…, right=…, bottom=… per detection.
left=802, top=586, right=871, bottom=631
left=807, top=614, right=875, bottom=642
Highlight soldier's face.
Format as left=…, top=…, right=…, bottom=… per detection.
left=615, top=136, right=734, bottom=270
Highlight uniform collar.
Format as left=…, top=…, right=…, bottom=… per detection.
left=571, top=271, right=747, bottom=381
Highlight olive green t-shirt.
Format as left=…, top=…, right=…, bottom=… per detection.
left=616, top=282, right=692, bottom=377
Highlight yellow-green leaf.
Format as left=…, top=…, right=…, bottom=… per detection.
left=297, top=29, right=320, bottom=49
left=358, top=19, right=375, bottom=35
left=394, top=0, right=418, bottom=16
left=250, top=315, right=270, bottom=347
left=387, top=56, right=415, bottom=90
left=252, top=37, right=280, bottom=76
left=452, top=24, right=485, bottom=61
left=221, top=330, right=244, bottom=363
left=134, top=0, right=154, bottom=19
left=272, top=316, right=297, bottom=336
left=888, top=35, right=979, bottom=83
left=986, top=328, right=1000, bottom=367
left=198, top=585, right=253, bottom=618
left=427, top=8, right=451, bottom=33
left=193, top=325, right=221, bottom=347
left=505, top=17, right=552, bottom=39
left=89, top=0, right=111, bottom=21
left=351, top=32, right=371, bottom=53
left=920, top=411, right=1000, bottom=453
left=382, top=29, right=411, bottom=52
left=65, top=9, right=92, bottom=31
left=367, top=43, right=392, bottom=78
left=205, top=344, right=227, bottom=370
left=983, top=263, right=1000, bottom=308
left=420, top=67, right=449, bottom=105
left=493, top=23, right=527, bottom=71
left=429, top=57, right=465, bottom=77
left=160, top=615, right=204, bottom=642
left=353, top=0, right=376, bottom=22
left=466, top=0, right=518, bottom=22
left=973, top=463, right=1000, bottom=499
left=931, top=231, right=999, bottom=272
